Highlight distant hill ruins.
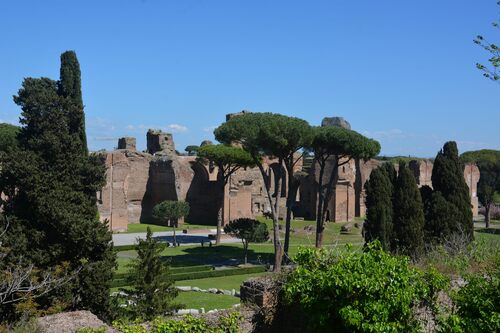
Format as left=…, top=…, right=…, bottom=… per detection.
left=97, top=115, right=480, bottom=232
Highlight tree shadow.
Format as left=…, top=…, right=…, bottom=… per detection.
left=160, top=245, right=273, bottom=267
left=475, top=228, right=500, bottom=235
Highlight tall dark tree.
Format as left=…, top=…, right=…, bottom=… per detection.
left=363, top=165, right=393, bottom=251
left=58, top=51, right=87, bottom=153
left=392, top=164, right=425, bottom=258
left=0, top=54, right=115, bottom=318
left=432, top=142, right=473, bottom=240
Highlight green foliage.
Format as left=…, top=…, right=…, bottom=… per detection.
left=422, top=189, right=456, bottom=244
left=58, top=50, right=87, bottom=153
left=152, top=201, right=190, bottom=226
left=224, top=218, right=269, bottom=264
left=76, top=327, right=107, bottom=333
left=474, top=1, right=500, bottom=82
left=114, top=228, right=179, bottom=321
left=113, top=312, right=243, bottom=333
left=311, top=126, right=381, bottom=161
left=392, top=164, right=425, bottom=258
left=184, top=145, right=199, bottom=155
left=439, top=254, right=500, bottom=332
left=462, top=149, right=500, bottom=226
left=284, top=243, right=446, bottom=332
left=197, top=144, right=255, bottom=173
left=432, top=142, right=473, bottom=240
left=0, top=123, right=19, bottom=153
left=0, top=53, right=115, bottom=319
left=363, top=165, right=393, bottom=251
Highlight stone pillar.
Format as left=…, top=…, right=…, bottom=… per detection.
left=117, top=137, right=136, bottom=151
left=147, top=129, right=176, bottom=155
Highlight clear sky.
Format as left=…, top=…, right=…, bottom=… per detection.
left=0, top=0, right=499, bottom=157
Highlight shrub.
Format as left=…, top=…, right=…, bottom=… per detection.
left=283, top=242, right=446, bottom=332
left=439, top=254, right=500, bottom=332
left=112, top=312, right=242, bottom=333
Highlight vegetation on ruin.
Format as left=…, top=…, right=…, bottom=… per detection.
left=0, top=52, right=115, bottom=321
left=197, top=144, right=256, bottom=244
left=111, top=312, right=243, bottom=333
left=284, top=242, right=448, bottom=332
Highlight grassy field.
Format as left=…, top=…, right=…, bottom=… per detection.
left=115, top=218, right=364, bottom=270
left=113, top=217, right=500, bottom=311
left=175, top=272, right=269, bottom=290
left=175, top=291, right=239, bottom=311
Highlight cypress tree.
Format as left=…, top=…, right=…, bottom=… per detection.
left=431, top=141, right=473, bottom=240
left=392, top=163, right=425, bottom=258
left=363, top=165, right=393, bottom=251
left=0, top=55, right=114, bottom=318
left=58, top=50, right=87, bottom=153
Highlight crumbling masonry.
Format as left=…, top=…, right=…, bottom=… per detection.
left=97, top=116, right=480, bottom=232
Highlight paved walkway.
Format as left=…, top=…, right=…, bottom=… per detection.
left=112, top=230, right=242, bottom=246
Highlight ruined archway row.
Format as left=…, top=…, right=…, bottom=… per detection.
left=97, top=118, right=479, bottom=232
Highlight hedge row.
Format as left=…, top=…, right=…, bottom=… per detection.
left=113, top=265, right=214, bottom=280
left=111, top=265, right=267, bottom=288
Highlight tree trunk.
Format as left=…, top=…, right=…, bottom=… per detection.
left=315, top=161, right=326, bottom=248
left=172, top=219, right=177, bottom=247
left=485, top=203, right=491, bottom=229
left=255, top=158, right=282, bottom=272
left=244, top=240, right=248, bottom=265
left=216, top=182, right=225, bottom=245
left=318, top=158, right=340, bottom=248
left=284, top=179, right=299, bottom=259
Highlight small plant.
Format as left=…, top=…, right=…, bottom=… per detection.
left=112, top=227, right=180, bottom=321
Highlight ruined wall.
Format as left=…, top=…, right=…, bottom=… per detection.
left=98, top=122, right=481, bottom=231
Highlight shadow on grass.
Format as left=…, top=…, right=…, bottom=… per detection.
left=475, top=228, right=500, bottom=235
left=161, top=245, right=274, bottom=267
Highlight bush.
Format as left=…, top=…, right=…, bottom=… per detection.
left=113, top=265, right=214, bottom=280
left=112, top=312, right=242, bottom=333
left=283, top=243, right=447, bottom=332
left=439, top=254, right=500, bottom=332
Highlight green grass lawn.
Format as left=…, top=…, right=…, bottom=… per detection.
left=175, top=291, right=239, bottom=310
left=175, top=272, right=269, bottom=291
left=117, top=222, right=214, bottom=234
left=115, top=218, right=364, bottom=271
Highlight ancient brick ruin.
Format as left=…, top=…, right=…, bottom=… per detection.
left=97, top=116, right=480, bottom=232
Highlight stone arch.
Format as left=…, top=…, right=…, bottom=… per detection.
left=269, top=163, right=287, bottom=198
left=185, top=161, right=221, bottom=225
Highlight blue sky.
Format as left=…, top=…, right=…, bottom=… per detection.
left=0, top=0, right=499, bottom=157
